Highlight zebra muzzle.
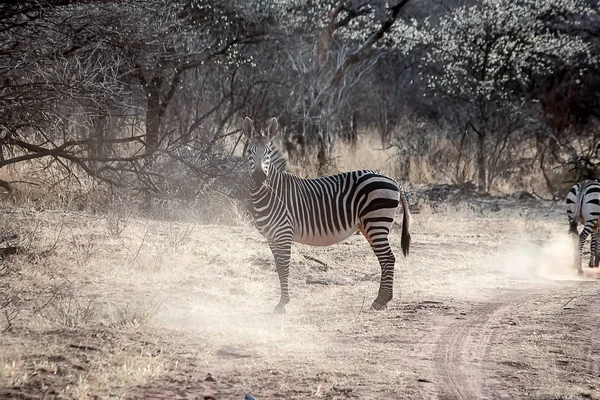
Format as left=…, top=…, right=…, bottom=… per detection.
left=252, top=169, right=267, bottom=183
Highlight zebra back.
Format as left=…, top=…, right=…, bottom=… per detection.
left=569, top=180, right=600, bottom=233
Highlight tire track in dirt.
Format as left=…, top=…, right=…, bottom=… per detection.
left=432, top=286, right=561, bottom=400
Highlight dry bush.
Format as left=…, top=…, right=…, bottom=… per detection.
left=0, top=210, right=106, bottom=332
left=0, top=159, right=113, bottom=212
left=105, top=298, right=161, bottom=328
left=104, top=195, right=143, bottom=238
left=540, top=166, right=585, bottom=199
left=0, top=207, right=172, bottom=395
left=289, top=130, right=402, bottom=182
left=146, top=191, right=252, bottom=226
left=38, top=288, right=101, bottom=330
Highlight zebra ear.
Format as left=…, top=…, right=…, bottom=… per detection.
left=241, top=117, right=256, bottom=139
left=265, top=117, right=279, bottom=140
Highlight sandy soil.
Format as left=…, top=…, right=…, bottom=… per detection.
left=1, top=199, right=599, bottom=399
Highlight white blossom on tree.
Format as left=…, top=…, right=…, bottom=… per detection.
left=418, top=0, right=594, bottom=191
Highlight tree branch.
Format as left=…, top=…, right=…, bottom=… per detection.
left=328, top=0, right=411, bottom=89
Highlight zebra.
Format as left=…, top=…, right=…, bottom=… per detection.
left=567, top=179, right=600, bottom=274
left=242, top=117, right=411, bottom=314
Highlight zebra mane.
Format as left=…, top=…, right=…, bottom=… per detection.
left=268, top=142, right=288, bottom=172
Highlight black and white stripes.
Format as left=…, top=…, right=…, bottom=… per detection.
left=242, top=117, right=411, bottom=313
left=567, top=179, right=600, bottom=274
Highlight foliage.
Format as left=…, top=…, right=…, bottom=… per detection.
left=416, top=0, right=595, bottom=191
left=0, top=0, right=599, bottom=203
left=421, top=0, right=592, bottom=102
left=0, top=0, right=266, bottom=199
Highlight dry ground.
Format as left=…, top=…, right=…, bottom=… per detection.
left=0, top=198, right=599, bottom=400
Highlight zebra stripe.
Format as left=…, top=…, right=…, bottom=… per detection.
left=567, top=180, right=600, bottom=274
left=242, top=117, right=411, bottom=313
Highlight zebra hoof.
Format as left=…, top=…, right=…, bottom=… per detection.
left=273, top=305, right=286, bottom=315
left=577, top=269, right=584, bottom=275
left=370, top=301, right=388, bottom=311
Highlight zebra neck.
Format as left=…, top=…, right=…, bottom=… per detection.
left=249, top=171, right=286, bottom=205
left=269, top=147, right=288, bottom=172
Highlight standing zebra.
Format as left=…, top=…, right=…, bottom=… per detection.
left=567, top=179, right=600, bottom=274
left=242, top=117, right=411, bottom=314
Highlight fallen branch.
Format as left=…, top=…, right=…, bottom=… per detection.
left=69, top=343, right=100, bottom=352
left=562, top=296, right=576, bottom=308
left=0, top=246, right=22, bottom=258
left=302, top=254, right=330, bottom=271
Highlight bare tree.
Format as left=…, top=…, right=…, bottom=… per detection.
left=252, top=0, right=416, bottom=173
left=0, top=0, right=270, bottom=200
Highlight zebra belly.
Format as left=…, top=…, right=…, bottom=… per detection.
left=293, top=225, right=359, bottom=246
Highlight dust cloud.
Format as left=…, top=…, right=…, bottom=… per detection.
left=155, top=279, right=326, bottom=362
left=491, top=231, right=599, bottom=281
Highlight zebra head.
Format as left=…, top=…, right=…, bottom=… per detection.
left=242, top=117, right=279, bottom=185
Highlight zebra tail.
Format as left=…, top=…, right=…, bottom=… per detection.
left=570, top=184, right=585, bottom=235
left=399, top=187, right=411, bottom=257
left=569, top=219, right=578, bottom=235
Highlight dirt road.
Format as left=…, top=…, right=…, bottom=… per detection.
left=423, top=282, right=599, bottom=400
left=128, top=203, right=600, bottom=399
left=128, top=278, right=599, bottom=400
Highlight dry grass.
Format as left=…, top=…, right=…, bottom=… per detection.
left=331, top=134, right=399, bottom=178
left=288, top=130, right=557, bottom=198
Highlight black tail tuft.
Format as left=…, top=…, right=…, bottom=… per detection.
left=569, top=219, right=578, bottom=235
left=399, top=188, right=411, bottom=257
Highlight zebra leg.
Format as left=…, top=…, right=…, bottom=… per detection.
left=577, top=222, right=595, bottom=275
left=268, top=237, right=292, bottom=314
left=594, top=231, right=600, bottom=268
left=590, top=231, right=598, bottom=268
left=360, top=225, right=396, bottom=310
left=569, top=218, right=580, bottom=272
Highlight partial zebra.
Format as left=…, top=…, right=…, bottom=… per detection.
left=567, top=180, right=600, bottom=274
left=242, top=117, right=411, bottom=313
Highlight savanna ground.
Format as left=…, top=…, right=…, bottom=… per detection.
left=0, top=136, right=598, bottom=400
left=1, top=192, right=599, bottom=400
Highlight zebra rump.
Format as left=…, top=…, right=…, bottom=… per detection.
left=566, top=179, right=600, bottom=273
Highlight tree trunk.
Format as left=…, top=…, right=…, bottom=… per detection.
left=477, top=130, right=486, bottom=192
left=90, top=114, right=106, bottom=174
left=316, top=122, right=331, bottom=176
left=349, top=110, right=357, bottom=150
left=90, top=105, right=113, bottom=163
left=145, top=77, right=162, bottom=152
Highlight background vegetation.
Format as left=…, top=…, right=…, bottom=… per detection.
left=1, top=0, right=599, bottom=210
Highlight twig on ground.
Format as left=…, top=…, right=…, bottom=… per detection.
left=0, top=233, right=18, bottom=244
left=359, top=296, right=366, bottom=316
left=562, top=296, right=577, bottom=308
left=302, top=254, right=329, bottom=271
left=69, top=343, right=100, bottom=352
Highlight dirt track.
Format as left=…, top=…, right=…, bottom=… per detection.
left=126, top=202, right=600, bottom=400
left=128, top=279, right=600, bottom=400
left=426, top=282, right=599, bottom=400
